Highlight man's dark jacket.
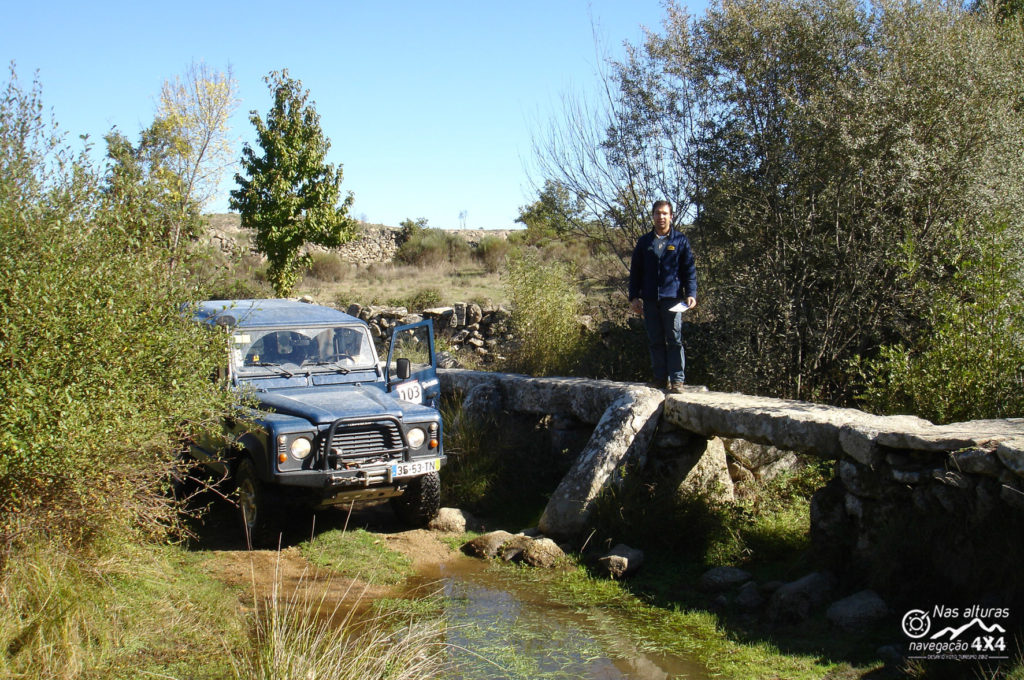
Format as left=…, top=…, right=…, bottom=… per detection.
left=628, top=229, right=698, bottom=302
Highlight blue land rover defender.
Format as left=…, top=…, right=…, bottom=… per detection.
left=190, top=299, right=444, bottom=543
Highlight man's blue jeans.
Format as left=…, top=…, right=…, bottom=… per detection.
left=642, top=298, right=686, bottom=384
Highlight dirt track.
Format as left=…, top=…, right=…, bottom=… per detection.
left=191, top=502, right=462, bottom=603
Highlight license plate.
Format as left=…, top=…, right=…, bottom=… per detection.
left=391, top=458, right=441, bottom=478
left=394, top=380, right=422, bottom=404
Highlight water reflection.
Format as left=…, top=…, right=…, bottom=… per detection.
left=406, top=557, right=708, bottom=680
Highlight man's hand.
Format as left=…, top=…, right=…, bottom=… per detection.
left=686, top=296, right=697, bottom=310
left=629, top=298, right=643, bottom=316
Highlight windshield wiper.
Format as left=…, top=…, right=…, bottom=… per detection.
left=253, top=362, right=294, bottom=378
left=301, top=360, right=352, bottom=374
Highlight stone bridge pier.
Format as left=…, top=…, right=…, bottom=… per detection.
left=439, top=369, right=1024, bottom=606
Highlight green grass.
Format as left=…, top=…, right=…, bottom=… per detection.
left=0, top=530, right=447, bottom=680
left=299, top=527, right=415, bottom=585
left=0, top=539, right=247, bottom=680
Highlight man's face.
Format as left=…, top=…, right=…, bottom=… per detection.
left=653, top=205, right=672, bottom=235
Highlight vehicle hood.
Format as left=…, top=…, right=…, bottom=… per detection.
left=255, top=384, right=404, bottom=425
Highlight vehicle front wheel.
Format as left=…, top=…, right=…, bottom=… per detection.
left=235, top=458, right=279, bottom=548
left=391, top=471, right=441, bottom=527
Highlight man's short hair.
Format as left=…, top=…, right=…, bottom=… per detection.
left=652, top=200, right=673, bottom=215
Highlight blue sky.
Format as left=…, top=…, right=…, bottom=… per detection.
left=4, top=1, right=700, bottom=230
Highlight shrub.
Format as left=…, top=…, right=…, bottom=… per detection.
left=475, top=234, right=510, bottom=273
left=589, top=457, right=830, bottom=567
left=397, top=217, right=428, bottom=246
left=855, top=220, right=1024, bottom=423
left=395, top=227, right=471, bottom=268
left=0, top=69, right=235, bottom=547
left=200, top=250, right=273, bottom=300
left=503, top=250, right=583, bottom=376
left=406, top=287, right=443, bottom=311
left=306, top=251, right=350, bottom=283
left=572, top=322, right=650, bottom=382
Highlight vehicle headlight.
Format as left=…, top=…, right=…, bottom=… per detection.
left=406, top=427, right=426, bottom=449
left=290, top=436, right=313, bottom=459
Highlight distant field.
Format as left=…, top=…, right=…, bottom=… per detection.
left=300, top=261, right=509, bottom=310
left=203, top=213, right=513, bottom=308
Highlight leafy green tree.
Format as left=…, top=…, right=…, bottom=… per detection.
left=515, top=179, right=588, bottom=244
left=398, top=216, right=429, bottom=246
left=230, top=69, right=356, bottom=297
left=537, top=0, right=1024, bottom=405
left=970, top=0, right=1024, bottom=25
left=100, top=62, right=237, bottom=272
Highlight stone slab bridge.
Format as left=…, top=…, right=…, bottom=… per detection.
left=439, top=369, right=1024, bottom=583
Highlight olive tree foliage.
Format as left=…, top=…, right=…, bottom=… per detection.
left=970, top=0, right=1024, bottom=24
left=0, top=67, right=236, bottom=547
left=535, top=0, right=1024, bottom=403
left=230, top=69, right=356, bottom=297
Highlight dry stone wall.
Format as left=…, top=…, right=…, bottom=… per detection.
left=345, top=302, right=514, bottom=363
left=202, top=214, right=514, bottom=266
left=334, top=226, right=400, bottom=265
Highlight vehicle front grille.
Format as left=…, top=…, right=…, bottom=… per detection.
left=326, top=420, right=404, bottom=464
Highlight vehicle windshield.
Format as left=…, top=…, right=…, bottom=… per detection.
left=229, top=325, right=377, bottom=376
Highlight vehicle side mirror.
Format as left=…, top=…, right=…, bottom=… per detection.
left=396, top=357, right=411, bottom=381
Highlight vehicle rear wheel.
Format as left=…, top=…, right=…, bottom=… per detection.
left=391, top=471, right=441, bottom=527
left=235, top=458, right=279, bottom=548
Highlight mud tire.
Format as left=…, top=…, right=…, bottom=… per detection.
left=235, top=458, right=280, bottom=548
left=391, top=470, right=441, bottom=527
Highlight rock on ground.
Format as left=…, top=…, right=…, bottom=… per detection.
left=428, top=507, right=479, bottom=533
left=460, top=530, right=566, bottom=568
left=596, top=544, right=645, bottom=579
left=521, top=538, right=566, bottom=568
left=767, top=572, right=836, bottom=624
left=697, top=566, right=752, bottom=592
left=826, top=590, right=889, bottom=632
left=461, top=530, right=514, bottom=559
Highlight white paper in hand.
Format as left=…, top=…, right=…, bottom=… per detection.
left=668, top=301, right=690, bottom=313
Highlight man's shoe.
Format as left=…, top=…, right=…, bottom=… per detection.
left=647, top=379, right=668, bottom=390
left=669, top=381, right=686, bottom=394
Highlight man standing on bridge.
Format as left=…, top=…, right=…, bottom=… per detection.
left=628, top=200, right=698, bottom=393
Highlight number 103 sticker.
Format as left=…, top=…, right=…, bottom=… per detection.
left=395, top=380, right=423, bottom=403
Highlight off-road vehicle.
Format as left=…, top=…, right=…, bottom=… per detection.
left=190, top=299, right=444, bottom=543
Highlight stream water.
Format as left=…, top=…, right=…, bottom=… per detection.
left=403, top=556, right=710, bottom=680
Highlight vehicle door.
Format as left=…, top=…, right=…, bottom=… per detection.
left=385, top=320, right=440, bottom=408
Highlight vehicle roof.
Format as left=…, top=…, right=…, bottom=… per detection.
left=193, top=299, right=363, bottom=329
